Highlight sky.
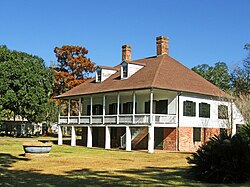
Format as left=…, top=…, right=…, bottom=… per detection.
left=0, top=0, right=249, bottom=70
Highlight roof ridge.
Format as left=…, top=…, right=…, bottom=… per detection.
left=151, top=55, right=165, bottom=87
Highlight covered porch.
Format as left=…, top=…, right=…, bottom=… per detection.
left=57, top=89, right=179, bottom=153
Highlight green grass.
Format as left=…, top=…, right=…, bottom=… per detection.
left=0, top=137, right=249, bottom=186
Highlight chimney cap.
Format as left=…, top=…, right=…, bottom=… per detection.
left=156, top=35, right=169, bottom=41
left=122, top=44, right=132, bottom=49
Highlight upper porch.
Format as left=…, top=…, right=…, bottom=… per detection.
left=58, top=89, right=178, bottom=126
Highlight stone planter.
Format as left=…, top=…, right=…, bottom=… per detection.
left=23, top=142, right=52, bottom=156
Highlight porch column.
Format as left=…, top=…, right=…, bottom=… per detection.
left=150, top=89, right=154, bottom=124
left=68, top=99, right=71, bottom=124
left=78, top=98, right=81, bottom=124
left=71, top=126, right=76, bottom=146
left=87, top=126, right=92, bottom=147
left=148, top=126, right=154, bottom=153
left=231, top=102, right=236, bottom=136
left=103, top=95, right=106, bottom=124
left=117, top=92, right=120, bottom=124
left=58, top=125, right=63, bottom=145
left=133, top=91, right=136, bottom=124
left=58, top=105, right=61, bottom=124
left=90, top=95, right=93, bottom=124
left=126, top=126, right=131, bottom=151
left=105, top=126, right=111, bottom=149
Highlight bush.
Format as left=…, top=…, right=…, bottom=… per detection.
left=237, top=123, right=250, bottom=142
left=187, top=132, right=250, bottom=183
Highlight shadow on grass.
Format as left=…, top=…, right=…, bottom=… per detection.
left=0, top=153, right=227, bottom=186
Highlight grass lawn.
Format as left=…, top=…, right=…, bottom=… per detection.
left=0, top=137, right=249, bottom=186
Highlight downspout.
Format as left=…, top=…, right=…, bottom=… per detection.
left=230, top=99, right=234, bottom=136
left=177, top=92, right=182, bottom=151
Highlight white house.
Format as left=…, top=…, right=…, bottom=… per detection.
left=56, top=36, right=244, bottom=153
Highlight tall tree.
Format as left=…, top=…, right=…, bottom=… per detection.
left=231, top=44, right=250, bottom=96
left=192, top=62, right=231, bottom=91
left=53, top=45, right=95, bottom=96
left=0, top=45, right=53, bottom=123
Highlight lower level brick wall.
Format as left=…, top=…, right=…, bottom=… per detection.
left=179, top=127, right=221, bottom=152
left=163, top=128, right=176, bottom=151
left=204, top=128, right=220, bottom=142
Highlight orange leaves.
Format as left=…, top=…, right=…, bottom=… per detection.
left=53, top=45, right=95, bottom=96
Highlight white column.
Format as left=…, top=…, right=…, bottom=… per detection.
left=231, top=102, right=236, bottom=136
left=58, top=105, right=61, bottom=124
left=71, top=126, right=76, bottom=146
left=150, top=89, right=154, bottom=123
left=78, top=98, right=81, bottom=124
left=105, top=126, right=111, bottom=149
left=126, top=126, right=131, bottom=151
left=133, top=91, right=136, bottom=124
left=68, top=99, right=71, bottom=124
left=148, top=126, right=154, bottom=153
left=103, top=95, right=106, bottom=124
left=58, top=125, right=63, bottom=145
left=117, top=92, right=120, bottom=124
left=90, top=96, right=93, bottom=124
left=87, top=126, right=92, bottom=147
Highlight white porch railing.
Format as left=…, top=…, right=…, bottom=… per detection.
left=154, top=114, right=176, bottom=124
left=59, top=114, right=176, bottom=125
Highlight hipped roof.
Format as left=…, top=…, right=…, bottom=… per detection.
left=56, top=54, right=227, bottom=99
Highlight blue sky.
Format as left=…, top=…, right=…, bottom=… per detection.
left=0, top=0, right=249, bottom=69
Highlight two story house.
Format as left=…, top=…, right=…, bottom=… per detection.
left=56, top=36, right=244, bottom=153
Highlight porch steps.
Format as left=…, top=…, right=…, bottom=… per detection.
left=131, top=127, right=148, bottom=149
left=120, top=127, right=148, bottom=149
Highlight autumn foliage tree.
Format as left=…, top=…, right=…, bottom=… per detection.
left=53, top=45, right=95, bottom=96
left=53, top=45, right=95, bottom=117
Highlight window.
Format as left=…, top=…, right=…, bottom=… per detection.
left=109, top=103, right=121, bottom=115
left=123, top=102, right=135, bottom=114
left=193, top=127, right=201, bottom=142
left=156, top=100, right=168, bottom=114
left=183, top=101, right=196, bottom=116
left=218, top=105, right=228, bottom=119
left=145, top=100, right=168, bottom=114
left=96, top=68, right=102, bottom=82
left=199, top=103, right=210, bottom=118
left=122, top=62, right=128, bottom=78
left=87, top=104, right=103, bottom=115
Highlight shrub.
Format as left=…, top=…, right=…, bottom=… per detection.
left=237, top=123, right=250, bottom=143
left=187, top=132, right=250, bottom=183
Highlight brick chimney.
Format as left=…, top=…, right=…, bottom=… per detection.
left=122, top=45, right=131, bottom=61
left=156, top=36, right=169, bottom=55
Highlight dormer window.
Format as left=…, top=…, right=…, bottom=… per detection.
left=96, top=67, right=102, bottom=82
left=121, top=61, right=144, bottom=79
left=123, top=62, right=128, bottom=78
left=121, top=61, right=128, bottom=79
left=96, top=66, right=118, bottom=82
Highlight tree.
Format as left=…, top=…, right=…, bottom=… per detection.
left=192, top=62, right=231, bottom=91
left=0, top=45, right=53, bottom=123
left=53, top=45, right=95, bottom=96
left=231, top=44, right=250, bottom=96
left=187, top=132, right=250, bottom=183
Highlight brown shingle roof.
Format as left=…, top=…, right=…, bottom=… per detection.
left=99, top=66, right=119, bottom=71
left=56, top=55, right=227, bottom=99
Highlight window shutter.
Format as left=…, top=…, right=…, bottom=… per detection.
left=192, top=102, right=196, bottom=116
left=145, top=101, right=150, bottom=114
